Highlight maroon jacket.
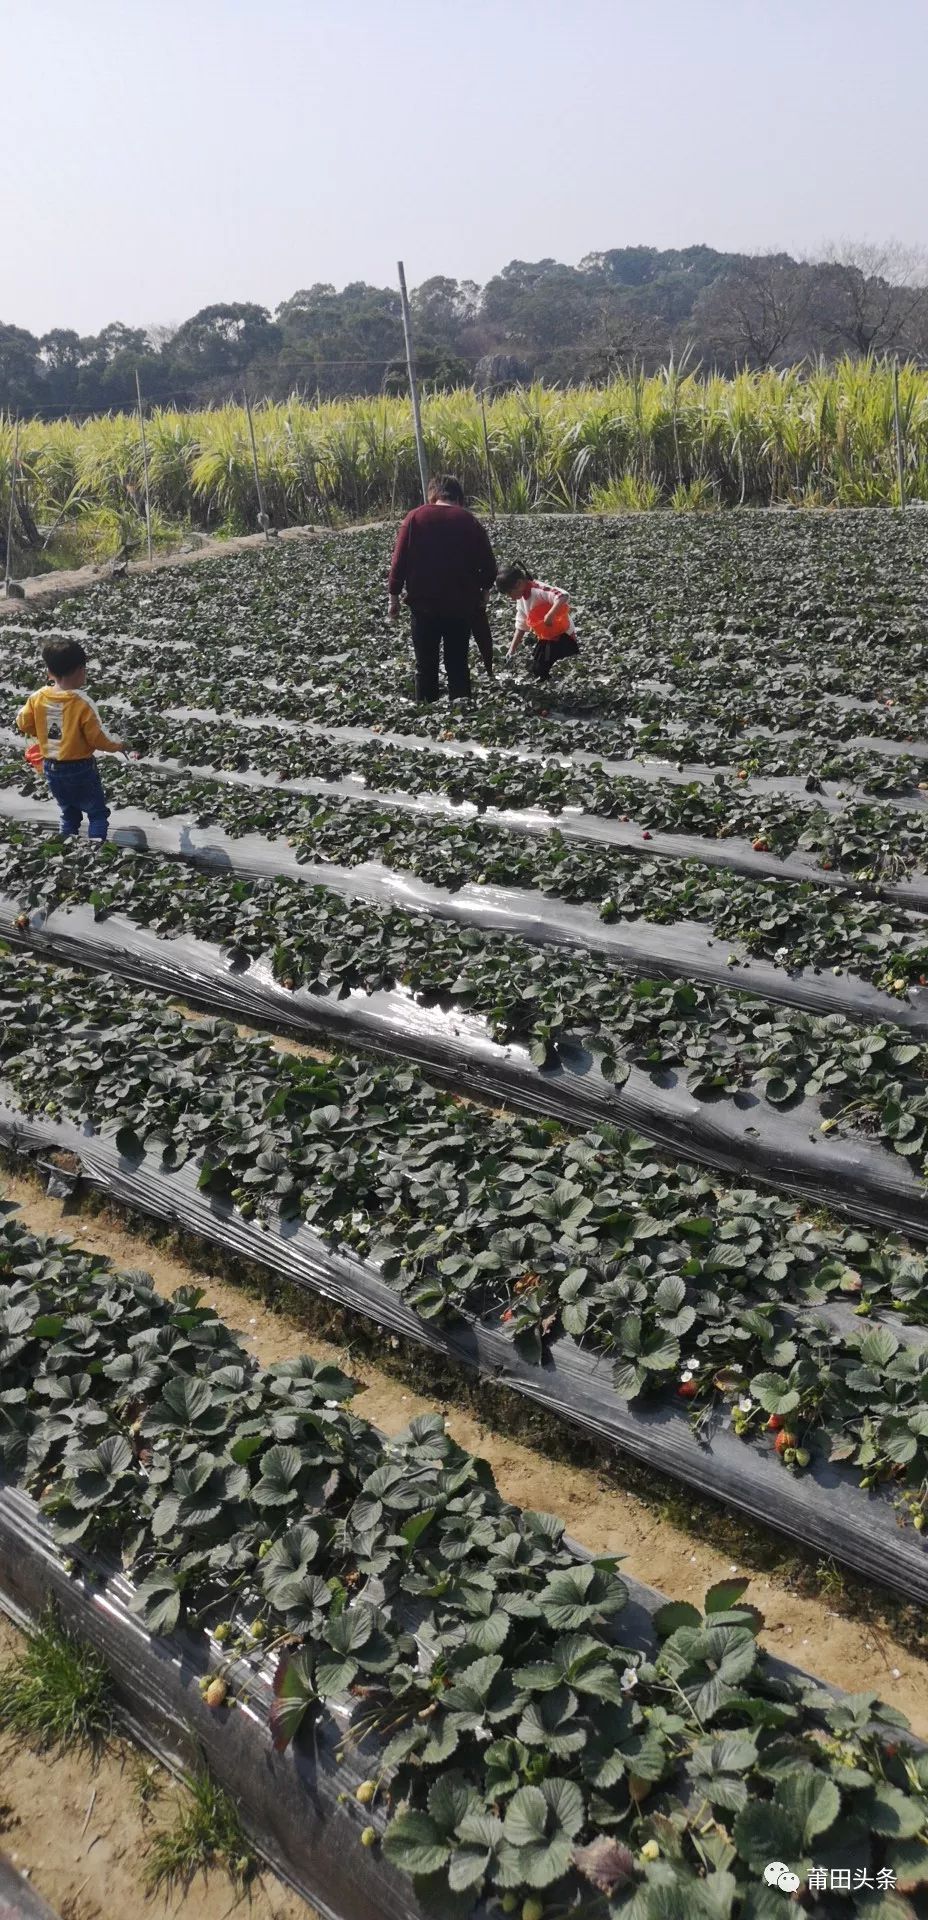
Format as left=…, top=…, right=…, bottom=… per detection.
left=388, top=504, right=497, bottom=617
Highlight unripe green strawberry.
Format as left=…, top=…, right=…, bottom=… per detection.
left=522, top=1901, right=544, bottom=1920
left=640, top=1839, right=660, bottom=1862
left=355, top=1781, right=376, bottom=1805
left=205, top=1677, right=227, bottom=1709
left=360, top=1826, right=376, bottom=1848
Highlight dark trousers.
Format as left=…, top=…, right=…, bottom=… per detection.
left=470, top=606, right=494, bottom=677
left=531, top=635, right=580, bottom=682
left=411, top=611, right=473, bottom=702
left=45, top=756, right=109, bottom=839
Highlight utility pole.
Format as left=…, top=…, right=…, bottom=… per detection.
left=135, top=371, right=154, bottom=563
left=479, top=388, right=496, bottom=520
left=397, top=260, right=429, bottom=503
left=3, top=419, right=22, bottom=597
left=243, top=390, right=276, bottom=537
left=892, top=358, right=906, bottom=510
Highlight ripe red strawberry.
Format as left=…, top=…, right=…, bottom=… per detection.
left=766, top=1413, right=784, bottom=1431
left=752, top=837, right=769, bottom=853
left=678, top=1380, right=698, bottom=1399
left=642, top=830, right=652, bottom=840
left=774, top=1430, right=797, bottom=1454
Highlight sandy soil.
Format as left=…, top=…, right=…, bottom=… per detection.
left=0, top=1620, right=312, bottom=1920
left=4, top=1171, right=925, bottom=1742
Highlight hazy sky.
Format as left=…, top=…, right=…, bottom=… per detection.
left=6, top=0, right=927, bottom=335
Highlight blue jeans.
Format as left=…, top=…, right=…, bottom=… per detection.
left=45, top=757, right=109, bottom=840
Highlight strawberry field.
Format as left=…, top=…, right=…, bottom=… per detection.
left=2, top=509, right=928, bottom=1916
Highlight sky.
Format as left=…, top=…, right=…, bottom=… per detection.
left=5, top=0, right=928, bottom=337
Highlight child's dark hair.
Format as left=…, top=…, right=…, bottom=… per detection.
left=497, top=564, right=532, bottom=594
left=42, top=640, right=87, bottom=677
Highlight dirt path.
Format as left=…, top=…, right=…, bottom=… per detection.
left=0, top=521, right=387, bottom=621
left=4, top=1171, right=926, bottom=1741
left=0, top=1625, right=312, bottom=1920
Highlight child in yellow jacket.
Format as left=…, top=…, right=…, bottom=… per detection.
left=16, top=640, right=125, bottom=842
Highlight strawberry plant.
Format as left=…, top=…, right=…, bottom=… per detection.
left=5, top=823, right=928, bottom=1171
left=0, top=1203, right=925, bottom=1919
left=2, top=953, right=928, bottom=1511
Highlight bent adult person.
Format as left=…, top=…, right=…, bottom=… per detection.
left=387, top=475, right=497, bottom=703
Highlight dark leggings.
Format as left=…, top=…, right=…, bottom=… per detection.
left=410, top=612, right=473, bottom=702
left=531, top=634, right=580, bottom=681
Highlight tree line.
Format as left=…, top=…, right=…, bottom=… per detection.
left=3, top=241, right=927, bottom=418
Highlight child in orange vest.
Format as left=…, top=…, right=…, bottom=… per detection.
left=497, top=564, right=580, bottom=683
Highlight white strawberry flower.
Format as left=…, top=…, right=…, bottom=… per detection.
left=738, top=1395, right=754, bottom=1413
left=620, top=1668, right=638, bottom=1691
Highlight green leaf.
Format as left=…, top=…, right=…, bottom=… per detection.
left=861, top=1783, right=927, bottom=1839
left=383, top=1811, right=452, bottom=1878
left=427, top=1775, right=474, bottom=1834
left=159, top=1376, right=214, bottom=1424
left=775, top=1769, right=840, bottom=1844
left=704, top=1578, right=750, bottom=1614
left=888, top=1835, right=928, bottom=1888
left=466, top=1610, right=511, bottom=1654
left=749, top=1372, right=800, bottom=1416
left=447, top=1847, right=491, bottom=1894
left=401, top=1508, right=436, bottom=1551
left=542, top=1776, right=585, bottom=1837
left=653, top=1276, right=687, bottom=1314
left=613, top=1359, right=646, bottom=1399
left=503, top=1785, right=548, bottom=1847
left=269, top=1649, right=315, bottom=1752
left=131, top=1574, right=182, bottom=1635
left=857, top=1326, right=900, bottom=1368
left=732, top=1800, right=800, bottom=1871
left=653, top=1600, right=702, bottom=1636
left=314, top=1655, right=358, bottom=1698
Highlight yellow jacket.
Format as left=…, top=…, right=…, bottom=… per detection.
left=16, top=685, right=120, bottom=762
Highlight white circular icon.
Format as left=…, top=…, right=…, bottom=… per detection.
left=763, top=1861, right=801, bottom=1891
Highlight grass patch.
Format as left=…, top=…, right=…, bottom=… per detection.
left=0, top=1608, right=112, bottom=1753
left=143, top=1766, right=255, bottom=1895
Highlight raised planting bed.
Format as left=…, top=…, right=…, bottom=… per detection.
left=7, top=829, right=928, bottom=1220
left=3, top=956, right=928, bottom=1596
left=0, top=1205, right=926, bottom=1920
left=10, top=725, right=928, bottom=889
left=8, top=767, right=928, bottom=987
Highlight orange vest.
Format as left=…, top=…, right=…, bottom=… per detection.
left=526, top=587, right=571, bottom=640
